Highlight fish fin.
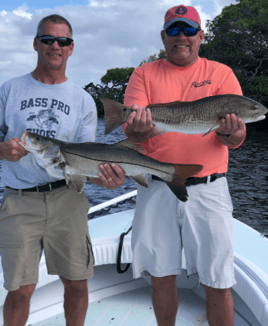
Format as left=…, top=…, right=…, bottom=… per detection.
left=165, top=164, right=203, bottom=202
left=116, top=139, right=148, bottom=155
left=59, top=162, right=69, bottom=186
left=202, top=124, right=220, bottom=137
left=100, top=98, right=131, bottom=134
left=166, top=180, right=188, bottom=202
left=68, top=174, right=86, bottom=193
left=130, top=174, right=149, bottom=187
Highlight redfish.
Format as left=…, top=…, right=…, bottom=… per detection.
left=101, top=95, right=267, bottom=135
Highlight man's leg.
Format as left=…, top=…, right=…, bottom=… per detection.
left=151, top=275, right=178, bottom=326
left=205, top=286, right=234, bottom=326
left=3, top=284, right=36, bottom=326
left=60, top=276, right=88, bottom=326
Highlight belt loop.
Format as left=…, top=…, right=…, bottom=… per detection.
left=18, top=189, right=22, bottom=197
left=36, top=186, right=39, bottom=193
left=49, top=183, right=52, bottom=191
left=206, top=175, right=211, bottom=184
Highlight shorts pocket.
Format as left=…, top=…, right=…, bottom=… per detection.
left=0, top=241, right=24, bottom=249
left=70, top=188, right=90, bottom=213
left=0, top=194, right=14, bottom=213
left=86, top=234, right=95, bottom=267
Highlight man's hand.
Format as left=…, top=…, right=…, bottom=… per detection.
left=216, top=114, right=246, bottom=147
left=88, top=163, right=126, bottom=189
left=125, top=104, right=162, bottom=142
left=0, top=138, right=29, bottom=161
left=127, top=105, right=154, bottom=133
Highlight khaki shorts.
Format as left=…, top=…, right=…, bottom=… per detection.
left=131, top=177, right=236, bottom=289
left=0, top=185, right=94, bottom=291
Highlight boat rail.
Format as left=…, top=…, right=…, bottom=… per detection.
left=87, top=190, right=137, bottom=219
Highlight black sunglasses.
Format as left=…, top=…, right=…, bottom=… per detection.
left=37, top=35, right=73, bottom=47
left=166, top=26, right=201, bottom=37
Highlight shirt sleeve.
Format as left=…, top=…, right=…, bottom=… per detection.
left=77, top=93, right=98, bottom=143
left=124, top=66, right=150, bottom=107
left=216, top=66, right=243, bottom=96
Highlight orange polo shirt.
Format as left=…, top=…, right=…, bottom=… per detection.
left=123, top=57, right=244, bottom=177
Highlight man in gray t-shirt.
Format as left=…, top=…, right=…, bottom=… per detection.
left=0, top=14, right=125, bottom=326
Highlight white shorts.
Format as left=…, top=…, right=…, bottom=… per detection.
left=131, top=176, right=236, bottom=289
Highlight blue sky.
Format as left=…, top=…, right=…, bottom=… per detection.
left=0, top=0, right=88, bottom=11
left=0, top=0, right=237, bottom=87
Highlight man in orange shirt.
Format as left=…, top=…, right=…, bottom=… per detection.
left=124, top=5, right=246, bottom=326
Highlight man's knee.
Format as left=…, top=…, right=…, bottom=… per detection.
left=204, top=286, right=232, bottom=299
left=151, top=275, right=177, bottom=292
left=6, top=284, right=36, bottom=302
left=60, top=276, right=88, bottom=293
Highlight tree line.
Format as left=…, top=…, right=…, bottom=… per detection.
left=84, top=0, right=268, bottom=132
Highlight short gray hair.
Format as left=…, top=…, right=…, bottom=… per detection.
left=36, top=14, right=73, bottom=38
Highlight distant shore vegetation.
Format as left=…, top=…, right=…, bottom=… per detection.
left=84, top=0, right=267, bottom=132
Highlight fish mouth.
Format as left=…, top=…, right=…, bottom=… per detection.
left=20, top=131, right=46, bottom=151
left=255, top=115, right=266, bottom=122
left=242, top=115, right=266, bottom=124
left=20, top=131, right=28, bottom=142
left=20, top=131, right=29, bottom=148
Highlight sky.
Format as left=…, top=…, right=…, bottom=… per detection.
left=0, top=0, right=238, bottom=88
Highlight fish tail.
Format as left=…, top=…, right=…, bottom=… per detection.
left=166, top=164, right=203, bottom=202
left=173, top=164, right=203, bottom=179
left=100, top=98, right=129, bottom=134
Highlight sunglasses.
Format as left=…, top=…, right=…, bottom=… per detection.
left=166, top=26, right=201, bottom=37
left=37, top=35, right=73, bottom=47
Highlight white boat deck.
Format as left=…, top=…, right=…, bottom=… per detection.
left=28, top=264, right=257, bottom=326
left=30, top=283, right=208, bottom=326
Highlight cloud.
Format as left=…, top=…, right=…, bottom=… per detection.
left=213, top=0, right=237, bottom=16
left=0, top=0, right=236, bottom=88
left=13, top=5, right=32, bottom=19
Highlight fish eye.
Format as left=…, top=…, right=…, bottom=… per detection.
left=123, top=108, right=127, bottom=111
left=36, top=137, right=40, bottom=141
left=252, top=106, right=258, bottom=111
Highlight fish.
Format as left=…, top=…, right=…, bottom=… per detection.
left=19, top=131, right=203, bottom=202
left=100, top=95, right=268, bottom=136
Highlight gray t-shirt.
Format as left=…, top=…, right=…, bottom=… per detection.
left=0, top=73, right=97, bottom=188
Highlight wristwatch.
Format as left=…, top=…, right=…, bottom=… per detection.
left=216, top=132, right=231, bottom=138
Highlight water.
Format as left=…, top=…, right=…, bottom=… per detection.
left=227, top=127, right=268, bottom=237
left=0, top=120, right=267, bottom=238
